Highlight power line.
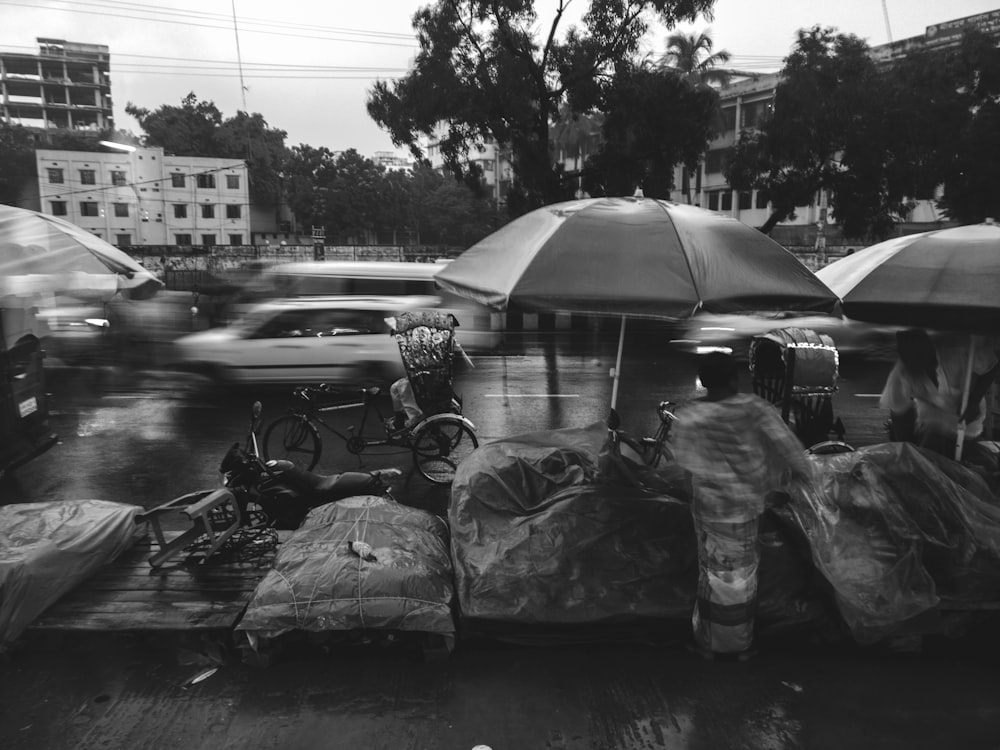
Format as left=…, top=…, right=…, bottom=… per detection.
left=0, top=0, right=419, bottom=48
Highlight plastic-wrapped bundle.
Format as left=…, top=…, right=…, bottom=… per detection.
left=449, top=421, right=819, bottom=627
left=788, top=442, right=1000, bottom=642
left=237, top=495, right=455, bottom=638
left=0, top=500, right=143, bottom=645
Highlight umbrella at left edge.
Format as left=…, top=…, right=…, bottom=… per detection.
left=0, top=204, right=163, bottom=302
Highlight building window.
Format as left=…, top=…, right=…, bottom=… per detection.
left=707, top=191, right=720, bottom=211
left=110, top=170, right=127, bottom=186
left=738, top=191, right=752, bottom=210
left=755, top=190, right=769, bottom=209
left=721, top=191, right=733, bottom=211
left=175, top=234, right=192, bottom=245
left=201, top=234, right=216, bottom=246
left=226, top=204, right=241, bottom=219
left=173, top=204, right=187, bottom=218
left=50, top=201, right=67, bottom=216
left=704, top=149, right=731, bottom=175
left=741, top=99, right=773, bottom=130
left=115, top=234, right=131, bottom=246
left=80, top=202, right=99, bottom=217
left=720, top=106, right=737, bottom=133
left=171, top=173, right=185, bottom=188
left=196, top=173, right=216, bottom=189
left=229, top=234, right=243, bottom=245
left=226, top=174, right=240, bottom=189
left=201, top=204, right=215, bottom=219
left=113, top=203, right=129, bottom=217
left=79, top=169, right=96, bottom=185
left=47, top=168, right=64, bottom=184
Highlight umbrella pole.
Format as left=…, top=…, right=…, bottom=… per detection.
left=610, top=315, right=627, bottom=410
left=955, top=337, right=977, bottom=462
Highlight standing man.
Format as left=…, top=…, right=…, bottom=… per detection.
left=672, top=352, right=812, bottom=661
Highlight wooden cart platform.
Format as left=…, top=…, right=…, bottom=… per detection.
left=29, top=532, right=281, bottom=633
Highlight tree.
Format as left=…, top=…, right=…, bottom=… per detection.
left=659, top=29, right=731, bottom=86
left=585, top=62, right=719, bottom=197
left=367, top=0, right=717, bottom=214
left=127, top=93, right=289, bottom=204
left=126, top=93, right=222, bottom=156
left=726, top=26, right=902, bottom=239
left=0, top=124, right=36, bottom=207
left=929, top=30, right=1000, bottom=223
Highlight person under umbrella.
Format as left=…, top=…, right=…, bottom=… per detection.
left=880, top=328, right=1000, bottom=463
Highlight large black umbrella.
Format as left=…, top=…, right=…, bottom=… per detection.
left=0, top=204, right=163, bottom=301
left=817, top=221, right=1000, bottom=459
left=436, top=196, right=838, bottom=407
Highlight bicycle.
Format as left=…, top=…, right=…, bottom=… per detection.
left=612, top=400, right=679, bottom=468
left=262, top=383, right=479, bottom=484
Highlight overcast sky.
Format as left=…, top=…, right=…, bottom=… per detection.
left=2, top=0, right=998, bottom=156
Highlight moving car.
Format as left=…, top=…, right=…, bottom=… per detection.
left=672, top=311, right=902, bottom=361
left=171, top=295, right=441, bottom=386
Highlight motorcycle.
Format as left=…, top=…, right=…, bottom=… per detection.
left=142, top=402, right=400, bottom=567
left=221, top=401, right=401, bottom=530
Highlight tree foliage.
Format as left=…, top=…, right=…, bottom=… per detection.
left=728, top=26, right=1000, bottom=239
left=585, top=62, right=719, bottom=197
left=367, top=0, right=717, bottom=213
left=282, top=148, right=495, bottom=246
left=726, top=26, right=897, bottom=239
left=126, top=93, right=289, bottom=204
left=0, top=124, right=37, bottom=207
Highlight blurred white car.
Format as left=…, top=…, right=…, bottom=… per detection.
left=672, top=311, right=902, bottom=361
left=171, top=296, right=440, bottom=386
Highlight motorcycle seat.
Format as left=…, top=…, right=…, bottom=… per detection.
left=265, top=460, right=398, bottom=500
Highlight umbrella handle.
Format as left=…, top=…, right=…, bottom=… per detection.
left=610, top=316, right=627, bottom=410
left=955, top=339, right=977, bottom=462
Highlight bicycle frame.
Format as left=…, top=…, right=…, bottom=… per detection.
left=294, top=387, right=398, bottom=450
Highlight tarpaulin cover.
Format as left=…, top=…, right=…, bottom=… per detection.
left=449, top=422, right=819, bottom=626
left=0, top=499, right=143, bottom=645
left=238, top=495, right=455, bottom=637
left=790, top=442, right=1000, bottom=643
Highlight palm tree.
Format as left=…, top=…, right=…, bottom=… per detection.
left=659, top=29, right=731, bottom=204
left=659, top=30, right=732, bottom=88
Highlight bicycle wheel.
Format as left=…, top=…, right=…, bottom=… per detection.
left=262, top=414, right=321, bottom=471
left=411, top=418, right=479, bottom=484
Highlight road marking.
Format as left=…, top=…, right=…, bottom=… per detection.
left=484, top=394, right=580, bottom=398
left=854, top=394, right=882, bottom=398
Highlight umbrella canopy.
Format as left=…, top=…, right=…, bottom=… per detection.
left=817, top=221, right=1000, bottom=461
left=0, top=204, right=163, bottom=301
left=435, top=197, right=838, bottom=320
left=436, top=196, right=838, bottom=409
left=816, top=222, right=1000, bottom=332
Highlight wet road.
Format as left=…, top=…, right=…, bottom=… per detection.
left=4, top=331, right=999, bottom=750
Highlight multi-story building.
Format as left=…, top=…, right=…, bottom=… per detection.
left=1, top=38, right=113, bottom=135
left=34, top=146, right=250, bottom=247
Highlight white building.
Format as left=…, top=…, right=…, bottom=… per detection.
left=34, top=146, right=250, bottom=246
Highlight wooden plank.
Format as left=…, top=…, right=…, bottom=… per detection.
left=31, top=601, right=245, bottom=631
left=28, top=528, right=281, bottom=633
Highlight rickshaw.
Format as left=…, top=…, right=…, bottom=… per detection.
left=749, top=327, right=851, bottom=453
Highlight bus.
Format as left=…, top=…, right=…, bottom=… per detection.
left=260, top=260, right=501, bottom=351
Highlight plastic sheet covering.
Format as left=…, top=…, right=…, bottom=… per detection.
left=237, top=495, right=455, bottom=638
left=450, top=422, right=695, bottom=623
left=0, top=499, right=143, bottom=645
left=789, top=442, right=1000, bottom=643
left=450, top=421, right=826, bottom=629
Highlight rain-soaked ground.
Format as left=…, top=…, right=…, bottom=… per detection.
left=3, top=330, right=1000, bottom=749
